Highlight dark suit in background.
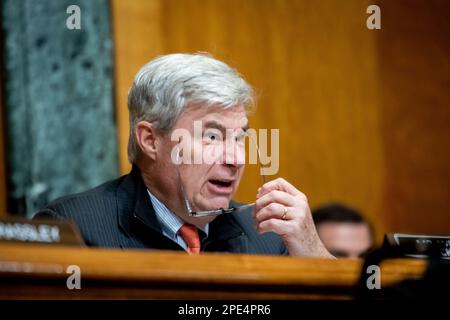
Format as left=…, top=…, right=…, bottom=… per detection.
left=34, top=166, right=287, bottom=255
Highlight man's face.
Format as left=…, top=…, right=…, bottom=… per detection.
left=158, top=104, right=248, bottom=214
left=316, top=222, right=372, bottom=258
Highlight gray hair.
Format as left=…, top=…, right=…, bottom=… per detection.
left=127, top=53, right=254, bottom=164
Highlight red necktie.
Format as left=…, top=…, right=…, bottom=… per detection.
left=178, top=223, right=201, bottom=254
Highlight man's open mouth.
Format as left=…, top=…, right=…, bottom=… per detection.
left=209, top=179, right=233, bottom=187
left=207, top=179, right=234, bottom=194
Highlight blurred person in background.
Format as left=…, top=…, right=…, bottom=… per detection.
left=312, top=203, right=373, bottom=258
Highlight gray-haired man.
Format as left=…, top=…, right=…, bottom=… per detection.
left=35, top=53, right=333, bottom=258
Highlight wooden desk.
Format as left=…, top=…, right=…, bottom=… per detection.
left=0, top=243, right=426, bottom=299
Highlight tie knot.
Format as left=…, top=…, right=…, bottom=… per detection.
left=178, top=223, right=201, bottom=254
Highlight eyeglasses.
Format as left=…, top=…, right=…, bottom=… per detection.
left=176, top=133, right=267, bottom=217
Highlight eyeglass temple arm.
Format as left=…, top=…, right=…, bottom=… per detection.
left=189, top=203, right=255, bottom=217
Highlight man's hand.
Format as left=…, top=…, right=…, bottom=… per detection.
left=254, top=178, right=335, bottom=258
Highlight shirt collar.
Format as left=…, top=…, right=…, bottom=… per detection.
left=147, top=190, right=209, bottom=239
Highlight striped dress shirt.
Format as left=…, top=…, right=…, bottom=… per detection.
left=147, top=190, right=209, bottom=251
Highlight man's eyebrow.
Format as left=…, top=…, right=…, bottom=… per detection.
left=203, top=120, right=249, bottom=132
left=203, top=120, right=226, bottom=132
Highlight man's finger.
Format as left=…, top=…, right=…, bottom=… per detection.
left=257, top=178, right=303, bottom=198
left=254, top=202, right=288, bottom=224
left=255, top=190, right=294, bottom=213
left=257, top=218, right=292, bottom=236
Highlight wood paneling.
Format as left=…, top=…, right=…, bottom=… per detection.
left=111, top=0, right=450, bottom=243
left=378, top=0, right=450, bottom=235
left=111, top=0, right=164, bottom=174
left=0, top=243, right=426, bottom=299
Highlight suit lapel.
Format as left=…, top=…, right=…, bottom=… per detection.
left=116, top=166, right=183, bottom=251
left=203, top=212, right=249, bottom=253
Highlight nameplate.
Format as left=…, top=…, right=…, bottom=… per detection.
left=384, top=233, right=450, bottom=259
left=0, top=217, right=84, bottom=246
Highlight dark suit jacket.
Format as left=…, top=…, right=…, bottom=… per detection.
left=34, top=166, right=288, bottom=255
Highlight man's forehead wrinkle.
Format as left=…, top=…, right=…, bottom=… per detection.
left=202, top=119, right=248, bottom=131
left=177, top=104, right=248, bottom=132
left=201, top=111, right=248, bottom=129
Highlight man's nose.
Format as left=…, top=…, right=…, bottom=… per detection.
left=223, top=140, right=245, bottom=167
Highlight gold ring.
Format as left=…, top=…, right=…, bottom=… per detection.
left=281, top=207, right=288, bottom=220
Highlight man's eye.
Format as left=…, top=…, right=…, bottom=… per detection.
left=204, top=132, right=221, bottom=142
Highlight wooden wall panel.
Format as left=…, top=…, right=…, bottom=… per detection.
left=111, top=0, right=164, bottom=174
left=378, top=0, right=450, bottom=236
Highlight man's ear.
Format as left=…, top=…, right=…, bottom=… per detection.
left=135, top=121, right=159, bottom=161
